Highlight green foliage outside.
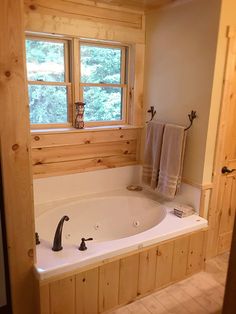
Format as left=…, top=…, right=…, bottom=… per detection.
left=81, top=45, right=122, bottom=121
left=28, top=85, right=67, bottom=124
left=26, top=39, right=123, bottom=124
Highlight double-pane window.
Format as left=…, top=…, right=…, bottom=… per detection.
left=25, top=37, right=127, bottom=127
left=80, top=44, right=126, bottom=123
left=26, top=37, right=71, bottom=125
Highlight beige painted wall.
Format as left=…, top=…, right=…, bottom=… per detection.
left=144, top=0, right=221, bottom=185
left=203, top=0, right=236, bottom=183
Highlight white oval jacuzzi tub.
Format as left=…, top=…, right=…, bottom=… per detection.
left=35, top=189, right=208, bottom=280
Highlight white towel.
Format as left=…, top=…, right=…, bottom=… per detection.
left=142, top=121, right=165, bottom=189
left=157, top=124, right=186, bottom=199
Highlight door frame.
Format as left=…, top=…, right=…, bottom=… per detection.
left=207, top=26, right=236, bottom=258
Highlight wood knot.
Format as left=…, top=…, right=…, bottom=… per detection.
left=27, top=248, right=34, bottom=258
left=82, top=278, right=86, bottom=282
left=12, top=144, right=19, bottom=151
left=97, top=159, right=102, bottom=163
left=124, top=150, right=128, bottom=155
left=35, top=161, right=42, bottom=165
left=120, top=135, right=124, bottom=138
left=5, top=71, right=11, bottom=78
left=84, top=140, right=90, bottom=144
left=34, top=136, right=40, bottom=141
left=29, top=4, right=36, bottom=10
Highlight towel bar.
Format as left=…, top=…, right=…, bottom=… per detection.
left=146, top=107, right=197, bottom=131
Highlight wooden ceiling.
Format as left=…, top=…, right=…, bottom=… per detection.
left=91, top=0, right=187, bottom=12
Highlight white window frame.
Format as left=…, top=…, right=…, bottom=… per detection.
left=77, top=40, right=128, bottom=127
left=26, top=35, right=129, bottom=128
left=26, top=35, right=72, bottom=129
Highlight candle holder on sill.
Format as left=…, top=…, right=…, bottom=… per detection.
left=74, top=101, right=85, bottom=129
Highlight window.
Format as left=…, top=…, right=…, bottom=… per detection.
left=25, top=36, right=128, bottom=127
left=80, top=43, right=127, bottom=124
left=26, top=37, right=71, bottom=126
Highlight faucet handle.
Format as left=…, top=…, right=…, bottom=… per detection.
left=78, top=237, right=93, bottom=251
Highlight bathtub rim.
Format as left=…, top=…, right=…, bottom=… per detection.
left=34, top=188, right=208, bottom=282
left=35, top=225, right=208, bottom=285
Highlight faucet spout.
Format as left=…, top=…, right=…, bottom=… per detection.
left=52, top=215, right=69, bottom=251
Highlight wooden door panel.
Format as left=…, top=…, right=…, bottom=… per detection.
left=219, top=177, right=235, bottom=235
left=208, top=27, right=236, bottom=257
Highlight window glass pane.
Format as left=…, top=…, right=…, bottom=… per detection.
left=28, top=85, right=68, bottom=124
left=80, top=45, right=121, bottom=84
left=26, top=39, right=65, bottom=82
left=83, top=87, right=122, bottom=122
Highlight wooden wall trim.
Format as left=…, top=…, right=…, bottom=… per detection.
left=182, top=177, right=213, bottom=190
left=130, top=43, right=146, bottom=125
left=24, top=0, right=145, bottom=44
left=24, top=0, right=143, bottom=29
left=0, top=0, right=37, bottom=313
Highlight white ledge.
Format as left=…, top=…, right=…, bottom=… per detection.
left=31, top=124, right=143, bottom=134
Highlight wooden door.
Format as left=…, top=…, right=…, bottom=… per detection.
left=208, top=27, right=236, bottom=257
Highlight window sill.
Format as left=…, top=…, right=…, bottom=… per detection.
left=30, top=124, right=144, bottom=135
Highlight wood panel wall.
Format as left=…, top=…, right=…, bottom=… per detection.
left=23, top=0, right=145, bottom=44
left=38, top=229, right=207, bottom=314
left=31, top=127, right=141, bottom=177
left=0, top=0, right=36, bottom=313
left=24, top=0, right=146, bottom=178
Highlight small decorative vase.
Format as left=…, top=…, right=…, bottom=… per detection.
left=74, top=102, right=85, bottom=129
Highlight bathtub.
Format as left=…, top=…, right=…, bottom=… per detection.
left=35, top=189, right=208, bottom=280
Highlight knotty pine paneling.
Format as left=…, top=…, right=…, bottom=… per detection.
left=32, top=141, right=137, bottom=164
left=76, top=268, right=99, bottom=314
left=187, top=231, right=205, bottom=275
left=24, top=0, right=143, bottom=29
left=31, top=128, right=141, bottom=177
left=24, top=0, right=145, bottom=44
left=138, top=247, right=157, bottom=295
left=38, top=229, right=207, bottom=314
left=40, top=230, right=206, bottom=314
left=119, top=254, right=139, bottom=304
left=156, top=241, right=174, bottom=288
left=99, top=261, right=120, bottom=312
left=31, top=128, right=140, bottom=148
left=50, top=276, right=75, bottom=314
